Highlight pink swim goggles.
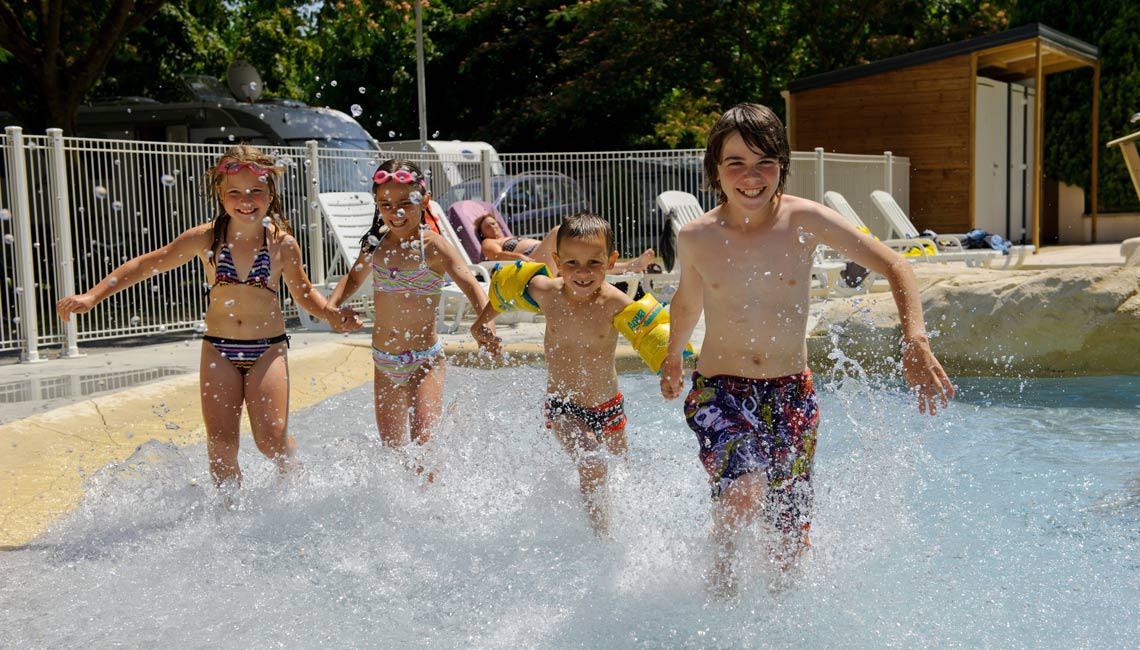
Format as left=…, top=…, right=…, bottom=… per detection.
left=373, top=169, right=426, bottom=188
left=216, top=161, right=273, bottom=176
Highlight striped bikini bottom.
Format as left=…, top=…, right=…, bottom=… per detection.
left=371, top=340, right=444, bottom=385
left=203, top=334, right=289, bottom=376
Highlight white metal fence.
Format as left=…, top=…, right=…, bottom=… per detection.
left=1, top=128, right=907, bottom=359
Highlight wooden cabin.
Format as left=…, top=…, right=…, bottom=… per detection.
left=785, top=24, right=1099, bottom=248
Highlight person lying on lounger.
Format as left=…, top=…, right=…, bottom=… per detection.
left=474, top=213, right=656, bottom=276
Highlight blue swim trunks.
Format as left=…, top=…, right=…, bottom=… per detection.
left=684, top=370, right=820, bottom=536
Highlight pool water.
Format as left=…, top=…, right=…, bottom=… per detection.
left=2, top=369, right=1138, bottom=646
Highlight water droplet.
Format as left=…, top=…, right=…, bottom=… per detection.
left=111, top=200, right=123, bottom=212
left=315, top=92, right=322, bottom=99
left=388, top=130, right=396, bottom=138
left=108, top=277, right=118, bottom=286
left=350, top=104, right=363, bottom=117
left=94, top=186, right=109, bottom=200
left=367, top=235, right=380, bottom=247
left=0, top=209, right=9, bottom=221
left=249, top=81, right=259, bottom=92
left=227, top=134, right=235, bottom=141
left=375, top=120, right=383, bottom=127
left=220, top=126, right=226, bottom=132
left=160, top=174, right=176, bottom=187
left=3, top=234, right=12, bottom=244
left=358, top=86, right=366, bottom=94
left=396, top=208, right=406, bottom=218
left=224, top=299, right=235, bottom=307
left=130, top=315, right=140, bottom=325
left=330, top=80, right=337, bottom=87
left=432, top=130, right=440, bottom=138
left=409, top=191, right=422, bottom=205
left=261, top=217, right=272, bottom=227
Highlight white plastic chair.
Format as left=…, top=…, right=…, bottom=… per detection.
left=870, top=190, right=1032, bottom=268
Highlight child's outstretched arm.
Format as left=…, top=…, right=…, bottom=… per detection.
left=470, top=301, right=502, bottom=355
left=429, top=234, right=497, bottom=339
left=660, top=228, right=704, bottom=399
left=279, top=236, right=362, bottom=333
left=810, top=206, right=954, bottom=414
left=57, top=225, right=211, bottom=321
left=328, top=251, right=372, bottom=308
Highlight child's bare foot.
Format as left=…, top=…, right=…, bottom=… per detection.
left=706, top=537, right=739, bottom=599
left=707, top=554, right=738, bottom=600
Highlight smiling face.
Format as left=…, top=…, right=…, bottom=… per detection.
left=554, top=233, right=618, bottom=297
left=220, top=169, right=274, bottom=224
left=374, top=182, right=421, bottom=235
left=716, top=131, right=783, bottom=212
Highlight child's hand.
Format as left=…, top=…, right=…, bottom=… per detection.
left=471, top=321, right=501, bottom=356
left=329, top=306, right=363, bottom=333
left=902, top=335, right=954, bottom=415
left=56, top=294, right=96, bottom=322
left=659, top=350, right=685, bottom=399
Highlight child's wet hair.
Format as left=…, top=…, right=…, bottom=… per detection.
left=555, top=212, right=615, bottom=254
left=360, top=158, right=428, bottom=253
left=703, top=103, right=791, bottom=204
left=204, top=144, right=290, bottom=262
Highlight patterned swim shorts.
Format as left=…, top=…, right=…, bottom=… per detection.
left=684, top=370, right=820, bottom=536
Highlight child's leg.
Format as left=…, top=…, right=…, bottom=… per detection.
left=200, top=342, right=246, bottom=487
left=243, top=342, right=296, bottom=475
left=408, top=359, right=445, bottom=446
left=550, top=416, right=610, bottom=535
left=709, top=471, right=766, bottom=596
left=373, top=370, right=413, bottom=446
left=531, top=225, right=560, bottom=275
left=601, top=425, right=628, bottom=456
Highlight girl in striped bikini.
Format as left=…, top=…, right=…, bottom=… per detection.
left=57, top=145, right=362, bottom=489
left=329, top=159, right=494, bottom=473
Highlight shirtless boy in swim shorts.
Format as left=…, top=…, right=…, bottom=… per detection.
left=659, top=103, right=954, bottom=595
left=472, top=213, right=641, bottom=536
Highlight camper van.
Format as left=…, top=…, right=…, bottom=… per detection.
left=76, top=73, right=379, bottom=152
left=378, top=139, right=505, bottom=197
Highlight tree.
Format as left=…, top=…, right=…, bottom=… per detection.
left=0, top=0, right=167, bottom=133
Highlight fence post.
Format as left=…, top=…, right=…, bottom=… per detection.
left=304, top=140, right=325, bottom=286
left=480, top=149, right=493, bottom=203
left=47, top=128, right=81, bottom=358
left=814, top=147, right=825, bottom=202
left=4, top=126, right=40, bottom=362
left=883, top=150, right=894, bottom=194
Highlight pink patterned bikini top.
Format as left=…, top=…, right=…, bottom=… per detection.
left=370, top=230, right=447, bottom=296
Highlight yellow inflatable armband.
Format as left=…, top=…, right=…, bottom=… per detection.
left=612, top=293, right=694, bottom=374
left=488, top=261, right=549, bottom=313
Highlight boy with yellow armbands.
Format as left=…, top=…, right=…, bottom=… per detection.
left=472, top=212, right=680, bottom=536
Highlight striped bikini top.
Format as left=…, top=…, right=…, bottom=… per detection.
left=370, top=228, right=447, bottom=296
left=213, top=231, right=275, bottom=293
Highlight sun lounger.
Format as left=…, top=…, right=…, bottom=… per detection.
left=870, top=190, right=1032, bottom=268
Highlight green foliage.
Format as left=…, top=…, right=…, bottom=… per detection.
left=14, top=0, right=1130, bottom=216
left=1010, top=0, right=1140, bottom=212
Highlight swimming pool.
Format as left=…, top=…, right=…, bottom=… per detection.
left=2, top=368, right=1137, bottom=646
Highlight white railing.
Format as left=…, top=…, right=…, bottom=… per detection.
left=1, top=128, right=907, bottom=359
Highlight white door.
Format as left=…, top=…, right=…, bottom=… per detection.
left=974, top=77, right=1009, bottom=235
